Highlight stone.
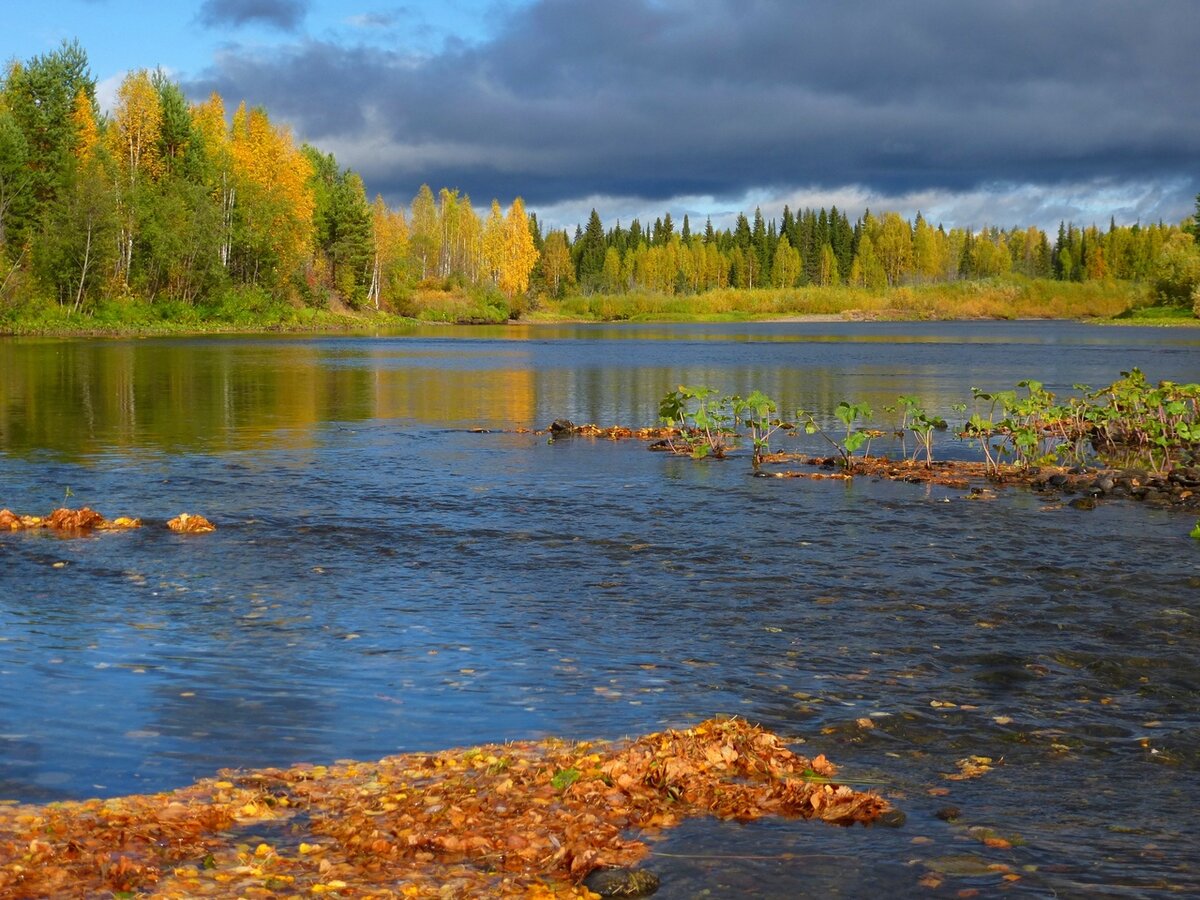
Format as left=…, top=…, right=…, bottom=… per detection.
left=583, top=868, right=661, bottom=898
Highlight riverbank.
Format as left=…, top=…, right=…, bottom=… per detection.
left=4, top=278, right=1194, bottom=336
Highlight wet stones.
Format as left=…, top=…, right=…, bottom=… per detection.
left=583, top=868, right=661, bottom=898
left=1032, top=465, right=1199, bottom=513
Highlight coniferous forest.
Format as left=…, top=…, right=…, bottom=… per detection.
left=2, top=41, right=1198, bottom=331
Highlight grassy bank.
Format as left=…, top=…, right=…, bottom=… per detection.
left=0, top=283, right=511, bottom=337
left=528, top=278, right=1155, bottom=323
left=4, top=278, right=1194, bottom=336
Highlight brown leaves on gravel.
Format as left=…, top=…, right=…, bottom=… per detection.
left=0, top=718, right=893, bottom=899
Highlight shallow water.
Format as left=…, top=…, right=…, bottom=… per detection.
left=1, top=321, right=1199, bottom=896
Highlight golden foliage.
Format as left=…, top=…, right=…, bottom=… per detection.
left=109, top=69, right=163, bottom=184
left=229, top=102, right=315, bottom=276
left=500, top=197, right=538, bottom=297
left=0, top=718, right=891, bottom=898
left=69, top=90, right=99, bottom=162
left=166, top=513, right=216, bottom=533
left=0, top=507, right=140, bottom=532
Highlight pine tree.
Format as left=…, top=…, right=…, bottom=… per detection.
left=576, top=209, right=606, bottom=287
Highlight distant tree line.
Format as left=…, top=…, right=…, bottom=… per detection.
left=540, top=206, right=1194, bottom=299
left=2, top=41, right=1197, bottom=320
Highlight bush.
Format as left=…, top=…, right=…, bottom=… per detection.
left=1151, top=233, right=1200, bottom=306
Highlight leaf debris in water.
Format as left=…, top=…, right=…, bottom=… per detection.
left=0, top=718, right=893, bottom=898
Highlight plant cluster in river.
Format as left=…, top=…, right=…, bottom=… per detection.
left=657, top=370, right=1200, bottom=477
left=0, top=718, right=890, bottom=899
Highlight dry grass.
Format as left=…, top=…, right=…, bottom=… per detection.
left=539, top=278, right=1146, bottom=322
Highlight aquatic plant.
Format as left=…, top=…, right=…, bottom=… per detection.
left=732, top=389, right=787, bottom=466
left=658, top=385, right=736, bottom=459
left=897, top=396, right=947, bottom=467
left=795, top=400, right=873, bottom=469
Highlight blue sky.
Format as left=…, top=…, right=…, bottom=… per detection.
left=4, top=1, right=1198, bottom=234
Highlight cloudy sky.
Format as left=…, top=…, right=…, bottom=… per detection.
left=5, top=0, right=1199, bottom=232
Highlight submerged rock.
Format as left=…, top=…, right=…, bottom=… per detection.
left=583, top=868, right=660, bottom=897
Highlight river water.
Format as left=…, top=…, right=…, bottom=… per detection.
left=1, top=321, right=1199, bottom=896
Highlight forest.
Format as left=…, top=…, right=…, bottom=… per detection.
left=2, top=41, right=1199, bottom=330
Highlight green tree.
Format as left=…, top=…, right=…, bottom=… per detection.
left=0, top=109, right=29, bottom=249
left=575, top=209, right=606, bottom=288
left=33, top=157, right=117, bottom=312
left=2, top=40, right=95, bottom=242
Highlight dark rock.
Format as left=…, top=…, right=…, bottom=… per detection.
left=583, top=868, right=661, bottom=898
left=935, top=805, right=962, bottom=822
left=550, top=419, right=576, bottom=434
left=647, top=439, right=673, bottom=452
left=1048, top=474, right=1069, bottom=487
left=1096, top=476, right=1115, bottom=493
left=877, top=808, right=907, bottom=828
left=1069, top=497, right=1097, bottom=510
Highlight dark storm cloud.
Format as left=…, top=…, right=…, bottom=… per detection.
left=197, top=0, right=309, bottom=31
left=186, top=0, right=1200, bottom=211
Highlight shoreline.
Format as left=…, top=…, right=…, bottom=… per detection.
left=2, top=304, right=1197, bottom=338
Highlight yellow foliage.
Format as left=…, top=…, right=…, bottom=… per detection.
left=109, top=69, right=163, bottom=184
left=229, top=102, right=316, bottom=276
left=500, top=197, right=538, bottom=296
left=70, top=89, right=100, bottom=161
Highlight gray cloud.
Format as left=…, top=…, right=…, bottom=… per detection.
left=186, top=0, right=1200, bottom=224
left=197, top=0, right=309, bottom=31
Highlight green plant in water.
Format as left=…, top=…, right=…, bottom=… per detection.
left=796, top=400, right=872, bottom=469
left=1191, top=521, right=1200, bottom=539
left=658, top=385, right=735, bottom=459
left=732, top=389, right=786, bottom=467
left=898, top=396, right=946, bottom=467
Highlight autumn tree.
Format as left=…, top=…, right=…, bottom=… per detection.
left=228, top=102, right=315, bottom=288
left=191, top=93, right=236, bottom=270
left=498, top=198, right=538, bottom=296
left=539, top=229, right=574, bottom=296
left=368, top=195, right=408, bottom=309
left=408, top=184, right=439, bottom=281
left=770, top=234, right=801, bottom=288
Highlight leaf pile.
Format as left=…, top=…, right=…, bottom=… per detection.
left=0, top=507, right=220, bottom=536
left=0, top=718, right=892, bottom=898
left=0, top=506, right=141, bottom=532
left=166, top=513, right=217, bottom=533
